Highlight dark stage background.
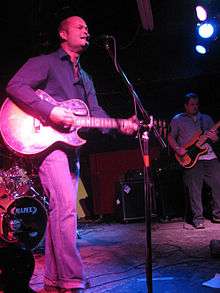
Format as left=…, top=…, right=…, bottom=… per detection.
left=1, top=1, right=220, bottom=120
left=0, top=0, right=220, bottom=217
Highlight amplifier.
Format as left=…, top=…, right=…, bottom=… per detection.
left=116, top=180, right=146, bottom=222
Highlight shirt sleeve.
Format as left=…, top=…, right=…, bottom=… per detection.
left=169, top=117, right=179, bottom=140
left=204, top=114, right=214, bottom=130
left=6, top=56, right=55, bottom=124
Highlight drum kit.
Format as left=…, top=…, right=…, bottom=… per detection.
left=0, top=152, right=48, bottom=250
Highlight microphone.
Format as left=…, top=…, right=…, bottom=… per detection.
left=98, top=34, right=113, bottom=40
left=90, top=34, right=114, bottom=42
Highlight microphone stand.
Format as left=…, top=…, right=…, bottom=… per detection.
left=103, top=37, right=166, bottom=293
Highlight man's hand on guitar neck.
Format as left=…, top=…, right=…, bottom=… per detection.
left=175, top=146, right=187, bottom=157
left=205, top=129, right=219, bottom=143
left=119, top=115, right=138, bottom=135
left=49, top=106, right=74, bottom=128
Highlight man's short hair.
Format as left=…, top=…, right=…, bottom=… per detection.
left=58, top=18, right=69, bottom=34
left=184, top=92, right=199, bottom=105
left=58, top=18, right=70, bottom=42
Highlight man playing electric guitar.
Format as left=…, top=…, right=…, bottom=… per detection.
left=168, top=92, right=220, bottom=229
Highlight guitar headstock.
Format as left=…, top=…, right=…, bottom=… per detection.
left=153, top=117, right=169, bottom=141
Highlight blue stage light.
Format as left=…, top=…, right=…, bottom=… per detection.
left=195, top=44, right=207, bottom=54
left=196, top=5, right=208, bottom=21
left=198, top=22, right=214, bottom=38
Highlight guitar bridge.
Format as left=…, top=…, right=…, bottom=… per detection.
left=33, top=118, right=41, bottom=132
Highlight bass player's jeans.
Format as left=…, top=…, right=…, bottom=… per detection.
left=183, top=158, right=220, bottom=226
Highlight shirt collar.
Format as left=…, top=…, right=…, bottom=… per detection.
left=57, top=48, right=81, bottom=67
left=57, top=47, right=69, bottom=60
left=182, top=111, right=201, bottom=119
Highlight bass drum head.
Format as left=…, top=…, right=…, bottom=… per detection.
left=0, top=196, right=47, bottom=250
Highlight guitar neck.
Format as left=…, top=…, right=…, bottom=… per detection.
left=34, top=89, right=137, bottom=131
left=212, top=121, right=220, bottom=132
left=74, top=117, right=130, bottom=129
left=199, top=120, right=220, bottom=145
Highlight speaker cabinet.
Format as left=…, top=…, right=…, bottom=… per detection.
left=117, top=180, right=145, bottom=222
left=154, top=168, right=185, bottom=220
left=89, top=149, right=145, bottom=215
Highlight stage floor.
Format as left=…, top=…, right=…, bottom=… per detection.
left=29, top=218, right=220, bottom=293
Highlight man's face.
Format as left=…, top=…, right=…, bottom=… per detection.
left=60, top=16, right=90, bottom=53
left=184, top=98, right=199, bottom=115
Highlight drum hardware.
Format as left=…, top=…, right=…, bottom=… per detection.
left=29, top=186, right=40, bottom=197
left=11, top=191, right=22, bottom=199
left=30, top=186, right=49, bottom=209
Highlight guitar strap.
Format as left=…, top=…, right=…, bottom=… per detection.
left=199, top=114, right=212, bottom=147
left=79, top=69, right=89, bottom=102
left=199, top=115, right=204, bottom=133
left=74, top=75, right=88, bottom=102
left=72, top=65, right=88, bottom=102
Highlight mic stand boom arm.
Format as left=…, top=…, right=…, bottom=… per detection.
left=104, top=37, right=166, bottom=149
left=104, top=37, right=166, bottom=293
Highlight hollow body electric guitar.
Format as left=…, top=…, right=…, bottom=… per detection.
left=175, top=121, right=220, bottom=168
left=0, top=89, right=138, bottom=156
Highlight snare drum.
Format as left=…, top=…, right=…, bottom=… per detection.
left=0, top=194, right=47, bottom=249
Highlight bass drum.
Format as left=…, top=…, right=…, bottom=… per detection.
left=0, top=194, right=47, bottom=250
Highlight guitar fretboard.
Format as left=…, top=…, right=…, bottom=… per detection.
left=35, top=89, right=138, bottom=131
left=74, top=117, right=134, bottom=129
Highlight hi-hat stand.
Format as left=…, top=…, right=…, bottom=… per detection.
left=102, top=36, right=166, bottom=293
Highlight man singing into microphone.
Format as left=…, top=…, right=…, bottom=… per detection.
left=6, top=16, right=136, bottom=293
